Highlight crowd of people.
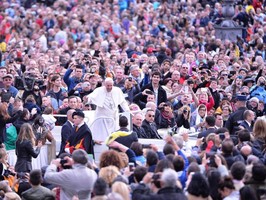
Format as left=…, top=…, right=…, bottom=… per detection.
left=0, top=0, right=265, bottom=199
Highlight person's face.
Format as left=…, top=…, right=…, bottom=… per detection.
left=198, top=107, right=206, bottom=117
left=235, top=78, right=242, bottom=87
left=73, top=115, right=83, bottom=126
left=162, top=63, right=170, bottom=72
left=115, top=69, right=124, bottom=79
left=250, top=100, right=258, bottom=108
left=105, top=81, right=113, bottom=92
left=82, top=81, right=91, bottom=91
left=181, top=94, right=190, bottom=104
left=89, top=76, right=98, bottom=85
left=0, top=69, right=7, bottom=78
left=133, top=114, right=143, bottom=127
left=199, top=93, right=207, bottom=102
left=75, top=68, right=83, bottom=79
left=249, top=112, right=256, bottom=121
left=42, top=97, right=50, bottom=106
left=166, top=80, right=173, bottom=88
left=171, top=71, right=180, bottom=82
left=62, top=99, right=69, bottom=107
left=215, top=115, right=223, bottom=127
left=239, top=70, right=247, bottom=78
left=181, top=65, right=188, bottom=75
left=131, top=68, right=140, bottom=78
left=147, top=94, right=155, bottom=102
left=151, top=75, right=160, bottom=85
left=210, top=81, right=218, bottom=90
left=53, top=55, right=60, bottom=63
left=197, top=52, right=205, bottom=60
left=69, top=98, right=77, bottom=109
left=54, top=78, right=62, bottom=87
left=3, top=77, right=12, bottom=87
left=145, top=111, right=155, bottom=123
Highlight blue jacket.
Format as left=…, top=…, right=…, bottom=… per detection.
left=250, top=86, right=266, bottom=103
left=63, top=69, right=83, bottom=92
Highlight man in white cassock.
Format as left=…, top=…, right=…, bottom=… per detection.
left=86, top=78, right=130, bottom=141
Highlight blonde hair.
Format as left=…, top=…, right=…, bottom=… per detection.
left=111, top=182, right=130, bottom=200
left=99, top=166, right=120, bottom=187
left=253, top=118, right=266, bottom=141
left=17, top=123, right=36, bottom=145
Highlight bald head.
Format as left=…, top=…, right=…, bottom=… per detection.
left=67, top=109, right=75, bottom=122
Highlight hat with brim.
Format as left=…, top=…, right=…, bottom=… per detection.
left=236, top=95, right=247, bottom=101
left=72, top=110, right=85, bottom=118
left=2, top=74, right=13, bottom=79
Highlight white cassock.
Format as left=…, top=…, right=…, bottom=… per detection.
left=87, top=86, right=130, bottom=141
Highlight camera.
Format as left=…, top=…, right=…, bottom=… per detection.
left=183, top=109, right=188, bottom=114
left=17, top=172, right=26, bottom=179
left=60, top=159, right=68, bottom=166
left=3, top=169, right=16, bottom=177
left=187, top=80, right=194, bottom=85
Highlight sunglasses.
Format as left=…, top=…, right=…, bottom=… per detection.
left=148, top=115, right=155, bottom=117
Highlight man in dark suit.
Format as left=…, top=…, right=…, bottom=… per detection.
left=141, top=109, right=162, bottom=139
left=198, top=116, right=217, bottom=150
left=132, top=113, right=149, bottom=138
left=57, top=96, right=78, bottom=125
left=198, top=116, right=217, bottom=139
left=59, top=109, right=75, bottom=155
left=141, top=71, right=167, bottom=106
left=65, top=110, right=96, bottom=157
left=239, top=110, right=255, bottom=133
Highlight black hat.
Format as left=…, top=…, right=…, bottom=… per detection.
left=72, top=110, right=85, bottom=118
left=243, top=77, right=254, bottom=84
left=236, top=95, right=247, bottom=101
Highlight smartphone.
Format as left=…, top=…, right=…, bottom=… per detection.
left=128, top=162, right=134, bottom=172
left=146, top=90, right=153, bottom=95
left=184, top=86, right=189, bottom=93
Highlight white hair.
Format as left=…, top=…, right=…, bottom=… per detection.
left=161, top=168, right=178, bottom=187
left=104, top=77, right=114, bottom=84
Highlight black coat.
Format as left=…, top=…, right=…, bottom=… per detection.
left=175, top=113, right=190, bottom=129
left=67, top=123, right=94, bottom=157
left=141, top=120, right=162, bottom=139
left=115, top=127, right=138, bottom=148
left=239, top=120, right=253, bottom=132
left=15, top=140, right=40, bottom=172
left=59, top=121, right=75, bottom=155
left=225, top=107, right=248, bottom=135
left=141, top=83, right=167, bottom=106
left=133, top=124, right=149, bottom=138
left=132, top=185, right=187, bottom=200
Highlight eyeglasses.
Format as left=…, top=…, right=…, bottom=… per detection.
left=148, top=115, right=155, bottom=117
left=222, top=74, right=228, bottom=76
